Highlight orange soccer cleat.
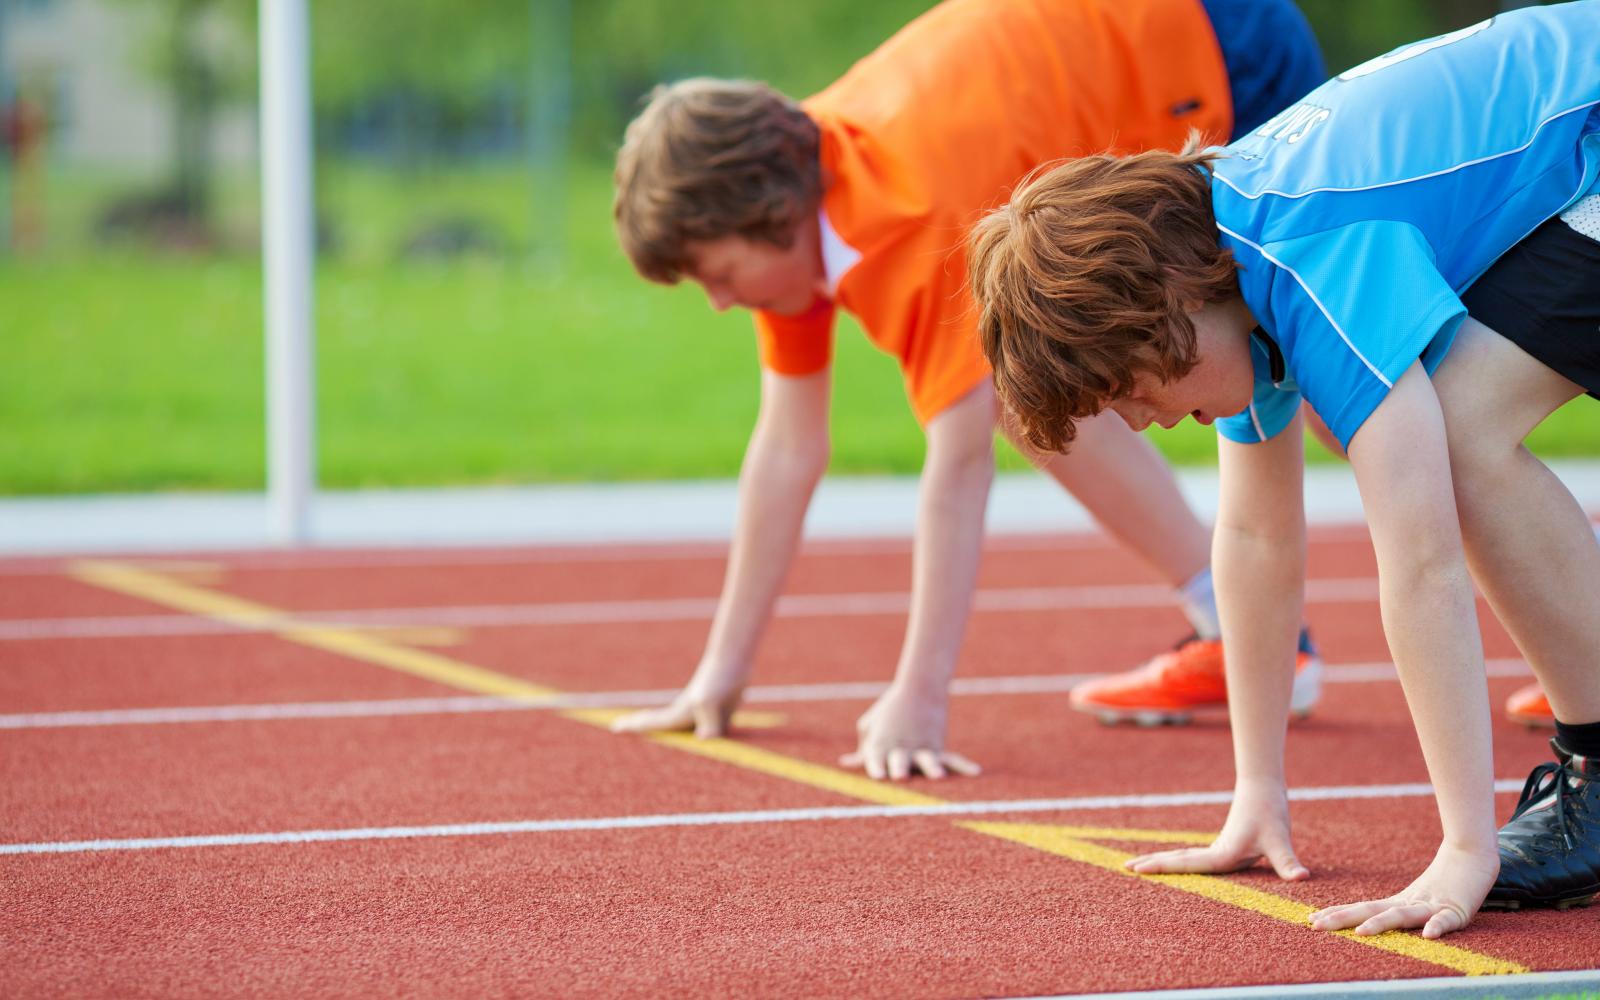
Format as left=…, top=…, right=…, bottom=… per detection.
left=1070, top=631, right=1322, bottom=726
left=1505, top=682, right=1556, bottom=728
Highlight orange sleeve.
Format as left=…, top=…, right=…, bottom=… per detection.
left=905, top=323, right=991, bottom=424
left=894, top=243, right=992, bottom=424
left=754, top=297, right=836, bottom=375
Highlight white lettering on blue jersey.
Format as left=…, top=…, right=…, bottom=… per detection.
left=1255, top=103, right=1332, bottom=145
left=1209, top=2, right=1600, bottom=449
left=1337, top=20, right=1493, bottom=81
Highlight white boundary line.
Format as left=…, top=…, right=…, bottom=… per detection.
left=0, top=660, right=1533, bottom=730
left=1036, top=967, right=1600, bottom=999
left=0, top=578, right=1383, bottom=641
left=0, top=524, right=1387, bottom=574
left=0, top=779, right=1525, bottom=856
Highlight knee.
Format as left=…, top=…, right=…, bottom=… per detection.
left=1445, top=427, right=1523, bottom=510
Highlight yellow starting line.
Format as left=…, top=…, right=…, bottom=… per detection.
left=69, top=559, right=1525, bottom=977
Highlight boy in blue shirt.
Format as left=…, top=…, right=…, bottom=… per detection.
left=968, top=2, right=1600, bottom=936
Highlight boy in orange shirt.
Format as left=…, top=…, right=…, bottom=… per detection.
left=611, top=0, right=1325, bottom=778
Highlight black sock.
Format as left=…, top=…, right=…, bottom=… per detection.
left=1553, top=717, right=1600, bottom=759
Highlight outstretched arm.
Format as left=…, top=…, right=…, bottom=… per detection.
left=612, top=369, right=830, bottom=738
left=840, top=382, right=994, bottom=780
left=1128, top=410, right=1310, bottom=880
left=1308, top=363, right=1499, bottom=939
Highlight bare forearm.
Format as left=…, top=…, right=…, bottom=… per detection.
left=893, top=444, right=994, bottom=695
left=1215, top=523, right=1305, bottom=785
left=1213, top=427, right=1307, bottom=787
left=697, top=430, right=826, bottom=681
left=840, top=384, right=996, bottom=780
left=1352, top=364, right=1497, bottom=855
left=1374, top=536, right=1497, bottom=850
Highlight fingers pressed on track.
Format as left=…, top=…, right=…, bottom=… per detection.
left=693, top=707, right=727, bottom=740
left=865, top=750, right=888, bottom=781
left=1310, top=901, right=1386, bottom=932
left=1266, top=846, right=1310, bottom=881
left=913, top=750, right=946, bottom=779
left=887, top=748, right=913, bottom=781
left=1422, top=907, right=1468, bottom=940
left=610, top=705, right=692, bottom=734
left=1355, top=903, right=1437, bottom=936
left=942, top=752, right=982, bottom=777
left=1126, top=847, right=1259, bottom=875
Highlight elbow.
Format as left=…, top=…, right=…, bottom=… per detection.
left=754, top=428, right=830, bottom=488
left=794, top=442, right=830, bottom=487
left=1214, top=516, right=1304, bottom=555
left=927, top=430, right=996, bottom=485
left=951, top=445, right=997, bottom=485
left=1383, top=543, right=1472, bottom=598
left=775, top=440, right=830, bottom=489
left=1212, top=519, right=1306, bottom=592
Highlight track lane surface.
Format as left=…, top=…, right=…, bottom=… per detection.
left=3, top=529, right=1596, bottom=996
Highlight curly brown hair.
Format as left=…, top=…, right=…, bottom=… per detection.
left=967, top=141, right=1239, bottom=452
left=613, top=78, right=822, bottom=284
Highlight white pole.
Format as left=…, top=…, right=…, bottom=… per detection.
left=258, top=0, right=316, bottom=545
left=0, top=4, right=12, bottom=253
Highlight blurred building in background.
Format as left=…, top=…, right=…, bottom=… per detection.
left=2, top=0, right=253, bottom=168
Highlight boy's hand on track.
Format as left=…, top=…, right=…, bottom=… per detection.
left=839, top=687, right=981, bottom=781
left=1126, top=779, right=1310, bottom=881
left=1307, top=845, right=1499, bottom=939
left=610, top=677, right=744, bottom=739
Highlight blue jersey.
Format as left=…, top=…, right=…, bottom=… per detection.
left=1211, top=2, right=1600, bottom=448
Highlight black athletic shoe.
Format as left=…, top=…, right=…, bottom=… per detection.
left=1484, top=738, right=1600, bottom=910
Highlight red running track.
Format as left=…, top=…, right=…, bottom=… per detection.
left=1, top=528, right=1596, bottom=997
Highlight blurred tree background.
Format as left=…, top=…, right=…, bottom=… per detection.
left=0, top=0, right=1579, bottom=494
left=30, top=0, right=1530, bottom=258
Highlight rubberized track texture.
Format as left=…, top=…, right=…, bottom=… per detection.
left=3, top=528, right=1598, bottom=998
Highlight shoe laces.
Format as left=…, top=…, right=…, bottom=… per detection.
left=1167, top=632, right=1202, bottom=652
left=1162, top=630, right=1315, bottom=659
left=1509, top=758, right=1585, bottom=851
left=1158, top=633, right=1213, bottom=677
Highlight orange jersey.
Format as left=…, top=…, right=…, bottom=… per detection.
left=755, top=0, right=1233, bottom=422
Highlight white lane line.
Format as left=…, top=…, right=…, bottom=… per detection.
left=0, top=660, right=1533, bottom=730
left=0, top=530, right=1219, bottom=576
left=1036, top=968, right=1600, bottom=1000
left=0, top=536, right=1090, bottom=576
left=0, top=578, right=1383, bottom=641
left=2, top=516, right=1583, bottom=575
left=0, top=779, right=1525, bottom=856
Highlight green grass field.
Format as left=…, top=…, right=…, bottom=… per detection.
left=4, top=161, right=1596, bottom=495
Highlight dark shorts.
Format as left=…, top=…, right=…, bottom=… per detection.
left=1461, top=215, right=1600, bottom=399
left=1199, top=0, right=1327, bottom=140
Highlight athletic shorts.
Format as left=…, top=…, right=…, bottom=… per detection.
left=1461, top=199, right=1600, bottom=400
left=1200, top=0, right=1327, bottom=139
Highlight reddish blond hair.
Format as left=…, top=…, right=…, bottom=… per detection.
left=613, top=78, right=821, bottom=283
left=967, top=142, right=1238, bottom=452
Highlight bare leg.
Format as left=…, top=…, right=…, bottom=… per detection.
left=1004, top=410, right=1210, bottom=586
left=1433, top=318, right=1600, bottom=723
